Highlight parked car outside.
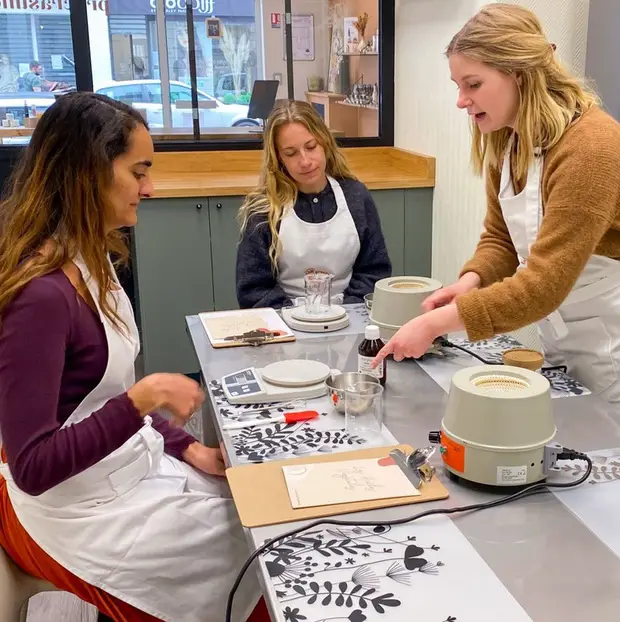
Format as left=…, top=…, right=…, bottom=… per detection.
left=95, top=79, right=259, bottom=129
left=0, top=80, right=259, bottom=131
left=215, top=72, right=249, bottom=102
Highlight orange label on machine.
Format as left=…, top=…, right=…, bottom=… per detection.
left=440, top=432, right=465, bottom=473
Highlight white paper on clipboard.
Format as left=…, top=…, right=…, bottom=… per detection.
left=282, top=458, right=420, bottom=509
left=198, top=307, right=295, bottom=347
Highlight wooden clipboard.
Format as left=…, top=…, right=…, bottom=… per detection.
left=199, top=307, right=296, bottom=348
left=226, top=444, right=450, bottom=528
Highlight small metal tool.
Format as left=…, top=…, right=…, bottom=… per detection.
left=389, top=446, right=437, bottom=490
left=223, top=328, right=286, bottom=346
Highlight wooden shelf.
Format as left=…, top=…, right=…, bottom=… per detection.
left=336, top=101, right=378, bottom=110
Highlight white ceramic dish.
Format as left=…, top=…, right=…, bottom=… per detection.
left=290, top=304, right=347, bottom=323
left=261, top=359, right=332, bottom=388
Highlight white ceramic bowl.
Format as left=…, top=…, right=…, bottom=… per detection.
left=370, top=276, right=442, bottom=328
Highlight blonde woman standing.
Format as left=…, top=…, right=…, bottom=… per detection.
left=236, top=100, right=391, bottom=309
left=373, top=3, right=620, bottom=403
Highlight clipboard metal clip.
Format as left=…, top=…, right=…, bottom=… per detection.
left=389, top=446, right=437, bottom=490
left=224, top=328, right=284, bottom=347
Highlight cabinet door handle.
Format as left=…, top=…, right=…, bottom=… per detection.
left=196, top=203, right=203, bottom=210
left=216, top=203, right=222, bottom=209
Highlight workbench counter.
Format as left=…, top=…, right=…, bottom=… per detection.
left=150, top=147, right=435, bottom=198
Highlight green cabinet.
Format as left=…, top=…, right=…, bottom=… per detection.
left=372, top=189, right=405, bottom=276
left=133, top=198, right=214, bottom=374
left=209, top=196, right=243, bottom=311
left=132, top=187, right=433, bottom=375
left=404, top=187, right=433, bottom=277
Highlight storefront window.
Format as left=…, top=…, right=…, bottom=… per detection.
left=0, top=2, right=78, bottom=144
left=0, top=0, right=391, bottom=148
left=99, top=0, right=262, bottom=141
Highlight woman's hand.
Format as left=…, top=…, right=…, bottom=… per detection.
left=182, top=442, right=227, bottom=477
left=372, top=305, right=465, bottom=366
left=422, top=272, right=481, bottom=312
left=127, top=373, right=205, bottom=427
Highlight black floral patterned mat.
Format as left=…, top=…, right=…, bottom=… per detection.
left=208, top=380, right=367, bottom=464
left=231, top=422, right=366, bottom=464
left=261, top=519, right=531, bottom=621
left=417, top=334, right=590, bottom=399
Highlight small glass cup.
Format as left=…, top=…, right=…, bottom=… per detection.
left=304, top=271, right=333, bottom=315
left=345, top=381, right=384, bottom=441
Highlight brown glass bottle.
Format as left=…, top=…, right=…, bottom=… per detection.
left=358, top=325, right=387, bottom=386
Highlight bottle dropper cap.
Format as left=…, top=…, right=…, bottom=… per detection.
left=365, top=325, right=381, bottom=340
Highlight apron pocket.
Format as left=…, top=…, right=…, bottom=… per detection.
left=540, top=316, right=617, bottom=395
left=108, top=451, right=151, bottom=498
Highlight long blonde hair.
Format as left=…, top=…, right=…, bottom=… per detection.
left=446, top=3, right=599, bottom=180
left=0, top=92, right=148, bottom=333
left=238, top=100, right=356, bottom=270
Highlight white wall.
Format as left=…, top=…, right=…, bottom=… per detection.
left=394, top=0, right=590, bottom=287
left=261, top=0, right=329, bottom=100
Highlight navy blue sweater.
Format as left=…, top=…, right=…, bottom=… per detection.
left=236, top=178, right=392, bottom=309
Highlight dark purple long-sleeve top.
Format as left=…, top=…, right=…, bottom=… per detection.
left=0, top=270, right=196, bottom=496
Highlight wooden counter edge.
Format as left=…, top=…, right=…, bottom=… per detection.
left=150, top=146, right=436, bottom=198
left=149, top=176, right=435, bottom=199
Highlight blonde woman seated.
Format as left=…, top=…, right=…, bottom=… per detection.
left=236, top=100, right=391, bottom=309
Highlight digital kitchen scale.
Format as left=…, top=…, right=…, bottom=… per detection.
left=281, top=305, right=350, bottom=333
left=221, top=359, right=332, bottom=405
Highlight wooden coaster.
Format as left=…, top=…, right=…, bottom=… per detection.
left=502, top=348, right=544, bottom=371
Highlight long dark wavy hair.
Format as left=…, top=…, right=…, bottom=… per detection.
left=0, top=92, right=148, bottom=331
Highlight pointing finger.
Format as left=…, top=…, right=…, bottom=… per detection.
left=371, top=341, right=394, bottom=368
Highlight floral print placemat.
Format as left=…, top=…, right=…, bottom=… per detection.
left=417, top=334, right=590, bottom=399
left=208, top=379, right=393, bottom=464
left=261, top=516, right=532, bottom=621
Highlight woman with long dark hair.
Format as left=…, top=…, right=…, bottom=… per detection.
left=0, top=92, right=264, bottom=621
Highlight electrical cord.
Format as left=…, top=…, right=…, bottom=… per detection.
left=225, top=450, right=591, bottom=622
left=435, top=337, right=568, bottom=374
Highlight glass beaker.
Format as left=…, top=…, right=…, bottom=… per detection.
left=345, top=381, right=384, bottom=441
left=304, top=271, right=333, bottom=315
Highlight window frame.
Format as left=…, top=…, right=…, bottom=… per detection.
left=34, top=0, right=395, bottom=152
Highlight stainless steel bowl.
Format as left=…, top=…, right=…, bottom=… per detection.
left=325, top=372, right=380, bottom=414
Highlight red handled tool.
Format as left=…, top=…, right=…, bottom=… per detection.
left=222, top=410, right=319, bottom=431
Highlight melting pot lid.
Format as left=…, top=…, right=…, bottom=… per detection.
left=261, top=359, right=331, bottom=387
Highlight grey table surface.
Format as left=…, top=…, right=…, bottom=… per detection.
left=186, top=312, right=620, bottom=622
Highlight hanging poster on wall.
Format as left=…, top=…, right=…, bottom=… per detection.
left=283, top=14, right=315, bottom=61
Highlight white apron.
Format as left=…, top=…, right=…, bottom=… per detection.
left=0, top=256, right=260, bottom=622
left=278, top=175, right=361, bottom=304
left=498, top=139, right=620, bottom=403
